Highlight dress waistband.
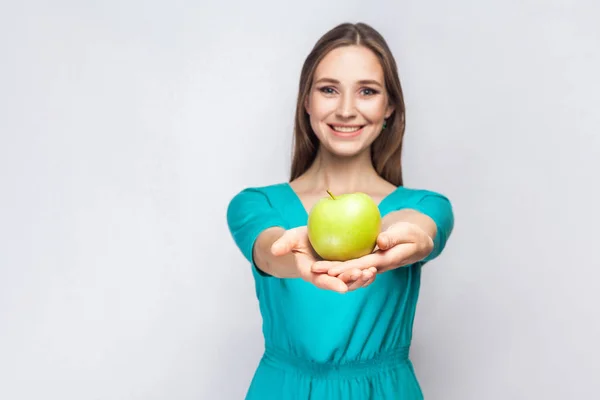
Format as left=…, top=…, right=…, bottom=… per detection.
left=261, top=345, right=410, bottom=379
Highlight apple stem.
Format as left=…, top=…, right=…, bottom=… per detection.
left=326, top=190, right=336, bottom=200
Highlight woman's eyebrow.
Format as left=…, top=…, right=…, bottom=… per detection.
left=314, top=77, right=383, bottom=87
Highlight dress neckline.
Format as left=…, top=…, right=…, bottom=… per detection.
left=282, top=182, right=399, bottom=219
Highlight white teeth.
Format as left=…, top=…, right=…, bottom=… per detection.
left=331, top=125, right=362, bottom=133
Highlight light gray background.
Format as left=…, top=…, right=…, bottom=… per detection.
left=1, top=1, right=599, bottom=399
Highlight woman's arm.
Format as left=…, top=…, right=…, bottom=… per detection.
left=312, top=192, right=454, bottom=277
left=227, top=188, right=351, bottom=292
left=381, top=209, right=437, bottom=249
left=253, top=226, right=301, bottom=278
left=255, top=226, right=350, bottom=292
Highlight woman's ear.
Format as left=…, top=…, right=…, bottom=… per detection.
left=304, top=96, right=311, bottom=115
left=385, top=103, right=395, bottom=119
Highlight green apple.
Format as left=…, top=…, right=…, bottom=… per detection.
left=307, top=190, right=381, bottom=261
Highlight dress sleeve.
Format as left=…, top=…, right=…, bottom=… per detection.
left=408, top=192, right=455, bottom=263
left=226, top=187, right=286, bottom=277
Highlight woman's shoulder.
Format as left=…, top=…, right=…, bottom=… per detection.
left=384, top=185, right=454, bottom=238
left=230, top=182, right=289, bottom=198
left=387, top=184, right=452, bottom=205
left=227, top=182, right=290, bottom=210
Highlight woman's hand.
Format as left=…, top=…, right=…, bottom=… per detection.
left=270, top=226, right=378, bottom=293
left=311, top=222, right=434, bottom=280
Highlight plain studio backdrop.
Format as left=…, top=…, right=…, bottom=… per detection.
left=1, top=0, right=599, bottom=399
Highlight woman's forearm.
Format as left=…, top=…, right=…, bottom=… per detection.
left=253, top=227, right=301, bottom=278
left=381, top=209, right=437, bottom=239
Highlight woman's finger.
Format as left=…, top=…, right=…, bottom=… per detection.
left=362, top=267, right=378, bottom=288
left=271, top=228, right=302, bottom=256
left=336, top=269, right=362, bottom=292
left=327, top=253, right=381, bottom=276
left=376, top=223, right=416, bottom=251
left=312, top=273, right=348, bottom=293
left=376, top=243, right=418, bottom=272
left=337, top=268, right=362, bottom=284
left=347, top=269, right=374, bottom=291
left=311, top=260, right=344, bottom=273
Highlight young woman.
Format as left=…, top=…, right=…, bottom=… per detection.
left=227, top=22, right=454, bottom=399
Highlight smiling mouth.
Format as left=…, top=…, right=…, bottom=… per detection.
left=328, top=124, right=365, bottom=133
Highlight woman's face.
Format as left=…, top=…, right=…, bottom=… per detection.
left=305, top=45, right=394, bottom=158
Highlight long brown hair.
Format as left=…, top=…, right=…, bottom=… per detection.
left=289, top=22, right=406, bottom=187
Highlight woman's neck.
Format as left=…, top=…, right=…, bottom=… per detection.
left=299, top=147, right=381, bottom=195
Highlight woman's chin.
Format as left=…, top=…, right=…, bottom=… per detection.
left=322, top=141, right=368, bottom=158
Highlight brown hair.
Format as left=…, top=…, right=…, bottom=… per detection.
left=289, top=22, right=407, bottom=187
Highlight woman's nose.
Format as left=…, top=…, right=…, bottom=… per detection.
left=336, top=94, right=357, bottom=118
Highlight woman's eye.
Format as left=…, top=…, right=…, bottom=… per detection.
left=319, top=87, right=336, bottom=94
left=361, top=88, right=378, bottom=96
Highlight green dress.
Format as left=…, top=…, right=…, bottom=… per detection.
left=226, top=182, right=454, bottom=399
